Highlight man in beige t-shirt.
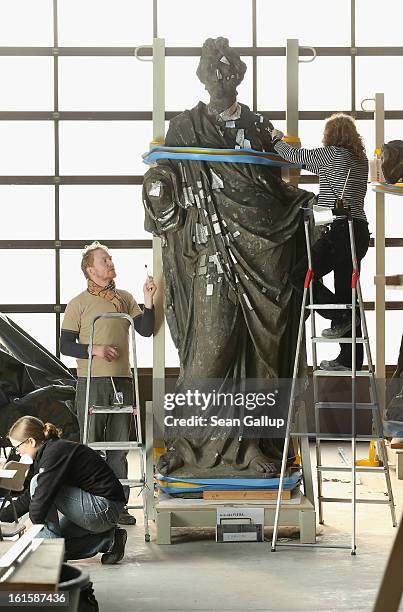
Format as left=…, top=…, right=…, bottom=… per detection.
left=61, top=241, right=156, bottom=525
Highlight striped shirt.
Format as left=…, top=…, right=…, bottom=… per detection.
left=274, top=140, right=368, bottom=221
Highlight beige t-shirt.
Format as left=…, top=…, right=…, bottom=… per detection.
left=62, top=289, right=142, bottom=378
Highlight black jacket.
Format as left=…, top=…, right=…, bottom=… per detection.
left=1, top=439, right=125, bottom=524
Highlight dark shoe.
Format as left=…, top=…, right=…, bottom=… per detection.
left=319, top=359, right=350, bottom=371
left=322, top=315, right=360, bottom=339
left=118, top=509, right=136, bottom=525
left=101, top=528, right=127, bottom=565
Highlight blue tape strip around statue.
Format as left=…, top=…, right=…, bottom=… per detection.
left=142, top=146, right=301, bottom=168
left=372, top=182, right=403, bottom=196
left=155, top=471, right=301, bottom=494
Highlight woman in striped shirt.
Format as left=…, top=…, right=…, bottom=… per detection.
left=271, top=114, right=370, bottom=371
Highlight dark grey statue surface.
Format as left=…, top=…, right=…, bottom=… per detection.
left=382, top=140, right=403, bottom=184
left=143, top=38, right=313, bottom=478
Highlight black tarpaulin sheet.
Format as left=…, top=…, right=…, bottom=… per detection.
left=0, top=314, right=79, bottom=440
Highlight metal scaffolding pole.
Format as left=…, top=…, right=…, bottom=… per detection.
left=375, top=93, right=386, bottom=403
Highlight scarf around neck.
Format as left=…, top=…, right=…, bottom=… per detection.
left=87, top=279, right=127, bottom=313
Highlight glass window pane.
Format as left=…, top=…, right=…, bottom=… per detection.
left=59, top=186, right=150, bottom=240
left=59, top=58, right=153, bottom=111
left=0, top=1, right=53, bottom=45
left=166, top=57, right=252, bottom=112
left=356, top=0, right=403, bottom=46
left=6, top=313, right=56, bottom=355
left=385, top=120, right=403, bottom=146
left=60, top=248, right=151, bottom=304
left=58, top=0, right=152, bottom=46
left=384, top=192, right=403, bottom=238
left=358, top=247, right=403, bottom=303
left=134, top=322, right=179, bottom=368
left=165, top=321, right=180, bottom=368
left=0, top=186, right=54, bottom=239
left=2, top=251, right=55, bottom=303
left=298, top=120, right=325, bottom=148
left=257, top=58, right=286, bottom=111
left=0, top=123, right=54, bottom=175
left=365, top=310, right=402, bottom=366
left=257, top=0, right=351, bottom=46
left=59, top=121, right=151, bottom=175
left=158, top=0, right=252, bottom=47
left=356, top=58, right=403, bottom=111
left=365, top=188, right=403, bottom=240
left=355, top=120, right=374, bottom=161
left=300, top=58, right=351, bottom=111
left=0, top=58, right=53, bottom=111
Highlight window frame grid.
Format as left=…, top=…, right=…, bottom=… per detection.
left=0, top=0, right=402, bottom=364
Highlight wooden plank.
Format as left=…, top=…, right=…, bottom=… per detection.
left=373, top=515, right=403, bottom=612
left=203, top=489, right=291, bottom=501
left=374, top=275, right=403, bottom=288
left=0, top=540, right=64, bottom=592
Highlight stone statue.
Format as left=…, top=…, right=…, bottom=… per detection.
left=382, top=140, right=403, bottom=184
left=143, top=37, right=313, bottom=478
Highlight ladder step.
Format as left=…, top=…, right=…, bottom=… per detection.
left=316, top=466, right=385, bottom=473
left=312, top=337, right=366, bottom=344
left=306, top=304, right=353, bottom=310
left=90, top=406, right=135, bottom=414
left=313, top=369, right=373, bottom=377
left=88, top=441, right=142, bottom=451
left=315, top=402, right=378, bottom=410
left=119, top=479, right=145, bottom=487
left=291, top=433, right=383, bottom=441
left=319, top=497, right=391, bottom=505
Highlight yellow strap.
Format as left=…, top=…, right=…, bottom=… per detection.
left=283, top=135, right=301, bottom=143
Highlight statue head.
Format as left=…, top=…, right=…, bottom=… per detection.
left=196, top=37, right=247, bottom=110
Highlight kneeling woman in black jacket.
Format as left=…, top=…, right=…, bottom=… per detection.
left=2, top=416, right=127, bottom=564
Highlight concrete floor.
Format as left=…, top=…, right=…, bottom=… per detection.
left=73, top=443, right=403, bottom=612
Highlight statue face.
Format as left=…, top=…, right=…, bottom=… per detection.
left=203, top=60, right=239, bottom=101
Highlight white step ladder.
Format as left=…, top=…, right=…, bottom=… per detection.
left=271, top=208, right=396, bottom=554
left=83, top=312, right=150, bottom=542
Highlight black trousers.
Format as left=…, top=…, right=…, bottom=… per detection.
left=289, top=218, right=370, bottom=368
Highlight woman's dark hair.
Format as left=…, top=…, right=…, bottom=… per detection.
left=8, top=416, right=61, bottom=444
left=322, top=113, right=366, bottom=160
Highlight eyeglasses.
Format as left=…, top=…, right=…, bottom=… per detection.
left=12, top=438, right=29, bottom=453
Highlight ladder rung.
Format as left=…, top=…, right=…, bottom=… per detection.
left=119, top=479, right=145, bottom=487
left=316, top=466, right=385, bottom=473
left=313, top=369, right=373, bottom=377
left=319, top=497, right=391, bottom=505
left=291, top=433, right=383, bottom=441
left=315, top=402, right=378, bottom=410
left=90, top=406, right=136, bottom=414
left=312, top=337, right=366, bottom=344
left=306, top=304, right=353, bottom=310
left=88, top=441, right=142, bottom=451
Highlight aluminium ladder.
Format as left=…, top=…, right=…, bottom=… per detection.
left=271, top=207, right=396, bottom=554
left=83, top=312, right=150, bottom=542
